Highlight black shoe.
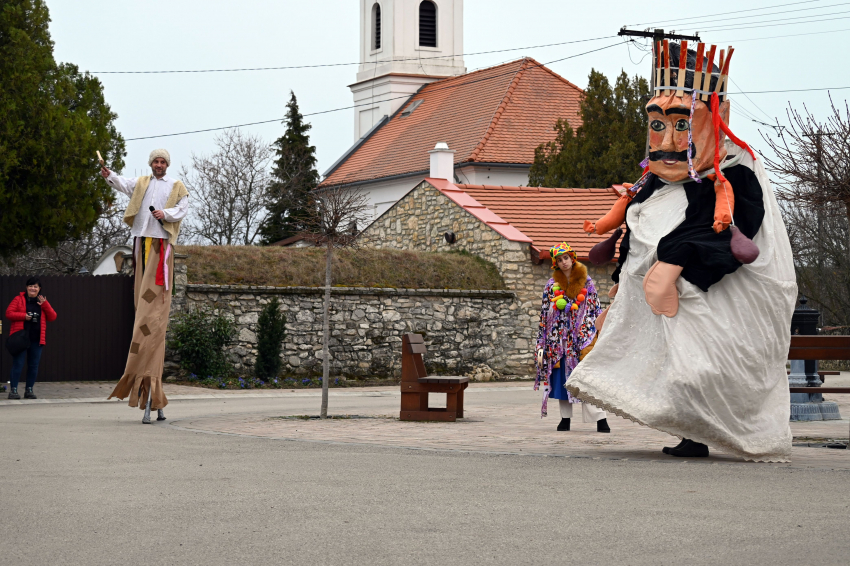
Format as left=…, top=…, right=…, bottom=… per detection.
left=596, top=418, right=610, bottom=433
left=8, top=388, right=20, bottom=400
left=665, top=439, right=709, bottom=458
left=557, top=418, right=571, bottom=431
left=24, top=388, right=37, bottom=399
left=157, top=410, right=166, bottom=421
left=662, top=438, right=688, bottom=454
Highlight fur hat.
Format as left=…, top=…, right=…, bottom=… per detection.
left=148, top=149, right=171, bottom=166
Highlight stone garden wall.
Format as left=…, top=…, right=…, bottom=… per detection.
left=167, top=282, right=527, bottom=378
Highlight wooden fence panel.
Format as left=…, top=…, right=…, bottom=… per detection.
left=0, top=275, right=135, bottom=383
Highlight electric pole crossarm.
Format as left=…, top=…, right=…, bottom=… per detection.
left=618, top=27, right=701, bottom=42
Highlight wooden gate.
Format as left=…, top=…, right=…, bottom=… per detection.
left=0, top=275, right=135, bottom=382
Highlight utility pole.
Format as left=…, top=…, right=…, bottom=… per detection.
left=618, top=28, right=701, bottom=158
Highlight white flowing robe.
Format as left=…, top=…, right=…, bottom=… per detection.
left=567, top=142, right=797, bottom=462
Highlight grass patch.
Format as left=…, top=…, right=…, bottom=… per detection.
left=177, top=246, right=505, bottom=290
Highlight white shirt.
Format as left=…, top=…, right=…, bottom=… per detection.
left=107, top=173, right=189, bottom=240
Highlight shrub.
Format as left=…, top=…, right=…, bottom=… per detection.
left=168, top=307, right=236, bottom=378
left=255, top=297, right=286, bottom=380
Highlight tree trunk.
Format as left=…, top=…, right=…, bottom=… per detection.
left=320, top=240, right=332, bottom=418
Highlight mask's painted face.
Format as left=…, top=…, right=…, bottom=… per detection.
left=645, top=92, right=730, bottom=181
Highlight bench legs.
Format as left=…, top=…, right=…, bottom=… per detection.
left=400, top=389, right=465, bottom=422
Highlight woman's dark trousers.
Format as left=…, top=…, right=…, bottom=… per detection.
left=10, top=343, right=43, bottom=390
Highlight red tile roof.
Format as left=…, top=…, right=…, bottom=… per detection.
left=321, top=58, right=583, bottom=188
left=425, top=178, right=622, bottom=262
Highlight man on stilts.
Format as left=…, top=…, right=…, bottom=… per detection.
left=101, top=149, right=190, bottom=424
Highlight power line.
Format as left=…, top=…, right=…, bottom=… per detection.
left=690, top=9, right=850, bottom=31
left=125, top=42, right=624, bottom=141
left=729, top=77, right=775, bottom=122
left=730, top=86, right=850, bottom=94
left=92, top=35, right=616, bottom=75
left=649, top=1, right=849, bottom=29
left=712, top=26, right=850, bottom=41
left=628, top=0, right=825, bottom=26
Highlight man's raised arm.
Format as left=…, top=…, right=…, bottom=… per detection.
left=100, top=167, right=136, bottom=198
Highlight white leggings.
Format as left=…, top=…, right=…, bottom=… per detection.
left=559, top=399, right=606, bottom=422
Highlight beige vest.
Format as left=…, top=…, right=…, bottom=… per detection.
left=123, top=176, right=189, bottom=243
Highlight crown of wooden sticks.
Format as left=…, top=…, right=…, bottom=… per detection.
left=653, top=40, right=734, bottom=103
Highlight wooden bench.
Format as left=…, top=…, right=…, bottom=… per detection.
left=400, top=333, right=469, bottom=422
left=787, top=336, right=850, bottom=395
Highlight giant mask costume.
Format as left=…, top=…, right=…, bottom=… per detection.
left=567, top=41, right=797, bottom=462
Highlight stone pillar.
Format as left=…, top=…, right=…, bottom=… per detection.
left=789, top=296, right=841, bottom=421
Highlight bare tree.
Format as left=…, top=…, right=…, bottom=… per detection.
left=0, top=195, right=131, bottom=275
left=763, top=96, right=850, bottom=325
left=181, top=129, right=272, bottom=245
left=306, top=186, right=371, bottom=418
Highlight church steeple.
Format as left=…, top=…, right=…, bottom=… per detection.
left=350, top=0, right=466, bottom=140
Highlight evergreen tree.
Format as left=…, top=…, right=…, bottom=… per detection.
left=259, top=91, right=319, bottom=244
left=529, top=69, right=649, bottom=189
left=0, top=0, right=126, bottom=257
left=255, top=297, right=286, bottom=380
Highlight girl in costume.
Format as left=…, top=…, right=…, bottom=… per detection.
left=534, top=242, right=609, bottom=432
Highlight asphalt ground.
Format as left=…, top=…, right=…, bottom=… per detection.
left=1, top=386, right=848, bottom=565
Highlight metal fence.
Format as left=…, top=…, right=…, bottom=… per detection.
left=0, top=275, right=135, bottom=382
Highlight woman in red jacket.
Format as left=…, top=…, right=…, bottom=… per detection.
left=5, top=277, right=57, bottom=399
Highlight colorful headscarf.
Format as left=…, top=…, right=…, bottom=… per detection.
left=550, top=241, right=577, bottom=270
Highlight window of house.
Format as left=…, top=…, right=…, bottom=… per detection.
left=419, top=1, right=437, bottom=47
left=372, top=3, right=381, bottom=50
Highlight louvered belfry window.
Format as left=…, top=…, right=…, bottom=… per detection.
left=373, top=3, right=381, bottom=50
left=419, top=1, right=437, bottom=47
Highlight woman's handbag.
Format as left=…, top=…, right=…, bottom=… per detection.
left=5, top=330, right=30, bottom=356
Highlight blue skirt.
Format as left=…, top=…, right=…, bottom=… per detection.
left=549, top=355, right=570, bottom=401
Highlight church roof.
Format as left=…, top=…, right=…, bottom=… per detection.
left=320, top=58, right=583, bottom=188
left=425, top=178, right=622, bottom=262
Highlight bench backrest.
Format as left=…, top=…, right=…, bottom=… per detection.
left=788, top=335, right=850, bottom=360
left=401, top=333, right=428, bottom=382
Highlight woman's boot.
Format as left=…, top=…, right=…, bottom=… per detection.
left=8, top=387, right=20, bottom=400
left=24, top=387, right=37, bottom=399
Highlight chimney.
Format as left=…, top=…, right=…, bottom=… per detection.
left=428, top=142, right=456, bottom=180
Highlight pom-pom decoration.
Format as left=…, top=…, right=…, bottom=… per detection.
left=576, top=294, right=586, bottom=303
left=553, top=285, right=561, bottom=291
left=581, top=288, right=588, bottom=295
left=555, top=290, right=564, bottom=296
left=570, top=303, right=579, bottom=311
left=556, top=298, right=567, bottom=311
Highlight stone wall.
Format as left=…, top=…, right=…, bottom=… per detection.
left=359, top=181, right=616, bottom=374
left=170, top=284, right=525, bottom=378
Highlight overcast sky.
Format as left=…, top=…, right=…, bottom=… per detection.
left=48, top=0, right=848, bottom=179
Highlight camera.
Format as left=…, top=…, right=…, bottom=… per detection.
left=28, top=311, right=40, bottom=324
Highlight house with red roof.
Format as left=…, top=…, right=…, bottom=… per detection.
left=321, top=1, right=584, bottom=224
left=359, top=150, right=624, bottom=372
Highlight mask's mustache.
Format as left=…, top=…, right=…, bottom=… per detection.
left=649, top=142, right=697, bottom=163
left=649, top=149, right=689, bottom=162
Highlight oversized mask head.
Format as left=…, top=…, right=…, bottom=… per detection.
left=645, top=41, right=733, bottom=182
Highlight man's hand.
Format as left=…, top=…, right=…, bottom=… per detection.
left=100, top=167, right=111, bottom=179
left=643, top=261, right=683, bottom=317
left=152, top=210, right=165, bottom=220
left=37, top=295, right=46, bottom=305
left=25, top=313, right=32, bottom=321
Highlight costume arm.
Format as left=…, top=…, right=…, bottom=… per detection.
left=5, top=297, right=26, bottom=321
left=162, top=195, right=189, bottom=223
left=577, top=284, right=601, bottom=350
left=41, top=301, right=57, bottom=322
left=106, top=173, right=137, bottom=198
left=536, top=285, right=550, bottom=349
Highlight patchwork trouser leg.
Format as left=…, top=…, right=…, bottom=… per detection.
left=108, top=237, right=173, bottom=410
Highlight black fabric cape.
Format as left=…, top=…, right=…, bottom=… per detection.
left=612, top=164, right=765, bottom=292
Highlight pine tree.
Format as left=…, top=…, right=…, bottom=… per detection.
left=259, top=91, right=319, bottom=244
left=529, top=69, right=649, bottom=189
left=0, top=0, right=126, bottom=257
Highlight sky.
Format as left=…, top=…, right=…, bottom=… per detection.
left=47, top=0, right=849, bottom=179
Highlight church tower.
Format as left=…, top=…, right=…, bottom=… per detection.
left=350, top=0, right=466, bottom=140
